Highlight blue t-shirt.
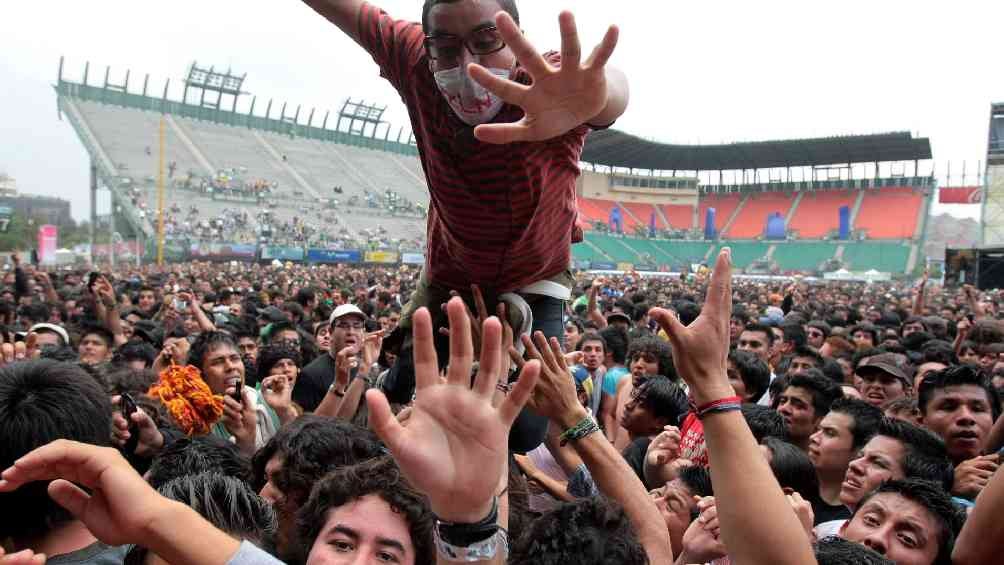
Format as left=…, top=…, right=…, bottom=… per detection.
left=602, top=366, right=630, bottom=396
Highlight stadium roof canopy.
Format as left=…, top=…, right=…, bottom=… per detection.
left=581, top=130, right=932, bottom=172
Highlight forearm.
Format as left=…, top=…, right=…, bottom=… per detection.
left=314, top=385, right=344, bottom=418
left=103, top=304, right=128, bottom=347
left=143, top=499, right=243, bottom=565
left=334, top=378, right=366, bottom=420
left=913, top=285, right=925, bottom=315
left=983, top=414, right=1004, bottom=454
left=954, top=462, right=1004, bottom=565
left=589, top=67, right=628, bottom=128
left=560, top=408, right=673, bottom=563
left=301, top=0, right=366, bottom=44
left=192, top=305, right=216, bottom=332
left=702, top=410, right=814, bottom=565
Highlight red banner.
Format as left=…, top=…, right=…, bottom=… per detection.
left=37, top=225, right=57, bottom=265
left=939, top=186, right=982, bottom=204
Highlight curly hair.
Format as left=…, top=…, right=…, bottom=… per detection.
left=256, top=342, right=303, bottom=383
left=510, top=497, right=648, bottom=565
left=626, top=336, right=676, bottom=380
left=251, top=415, right=383, bottom=506
left=297, top=456, right=434, bottom=564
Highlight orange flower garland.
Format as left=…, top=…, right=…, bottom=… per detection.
left=148, top=364, right=225, bottom=437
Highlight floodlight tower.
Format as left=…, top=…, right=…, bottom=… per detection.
left=336, top=99, right=388, bottom=138
left=182, top=61, right=248, bottom=112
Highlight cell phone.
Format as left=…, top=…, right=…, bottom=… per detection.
left=230, top=378, right=244, bottom=404
left=87, top=272, right=101, bottom=291
left=173, top=298, right=188, bottom=311
left=120, top=393, right=141, bottom=455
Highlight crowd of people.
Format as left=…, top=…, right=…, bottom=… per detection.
left=0, top=249, right=1002, bottom=564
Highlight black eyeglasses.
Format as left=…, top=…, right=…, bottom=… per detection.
left=424, top=26, right=506, bottom=66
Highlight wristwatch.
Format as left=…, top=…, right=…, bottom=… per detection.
left=328, top=383, right=346, bottom=397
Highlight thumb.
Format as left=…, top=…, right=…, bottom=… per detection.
left=365, top=389, right=406, bottom=450
left=47, top=480, right=92, bottom=520
left=649, top=307, right=685, bottom=338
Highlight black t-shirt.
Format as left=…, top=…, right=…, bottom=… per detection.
left=622, top=437, right=653, bottom=488
left=293, top=353, right=336, bottom=412
left=812, top=499, right=852, bottom=526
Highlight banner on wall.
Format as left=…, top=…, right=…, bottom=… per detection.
left=306, top=249, right=362, bottom=264
left=365, top=251, right=399, bottom=264
left=401, top=252, right=425, bottom=265
left=616, top=263, right=634, bottom=272
left=189, top=242, right=256, bottom=261
left=635, top=263, right=658, bottom=272
left=590, top=261, right=616, bottom=270
left=261, top=246, right=305, bottom=261
left=939, top=186, right=982, bottom=204
left=37, top=225, right=58, bottom=265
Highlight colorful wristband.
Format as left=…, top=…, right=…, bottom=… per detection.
left=559, top=416, right=600, bottom=446
left=696, top=395, right=743, bottom=420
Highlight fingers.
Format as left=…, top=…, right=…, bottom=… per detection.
left=0, top=548, right=46, bottom=565
left=412, top=308, right=439, bottom=391
left=558, top=11, right=581, bottom=71
left=446, top=297, right=474, bottom=387
left=0, top=440, right=113, bottom=492
left=474, top=317, right=503, bottom=397
left=508, top=346, right=526, bottom=370
left=468, top=64, right=530, bottom=107
left=704, top=247, right=733, bottom=322
left=473, top=119, right=532, bottom=145
left=493, top=11, right=551, bottom=77
left=47, top=479, right=92, bottom=522
left=649, top=307, right=685, bottom=341
left=584, top=24, right=619, bottom=71
left=471, top=284, right=489, bottom=322
left=365, top=388, right=406, bottom=449
left=499, top=359, right=540, bottom=426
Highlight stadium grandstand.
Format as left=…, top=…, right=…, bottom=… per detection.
left=56, top=59, right=934, bottom=275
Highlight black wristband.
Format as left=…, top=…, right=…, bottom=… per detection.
left=436, top=496, right=499, bottom=547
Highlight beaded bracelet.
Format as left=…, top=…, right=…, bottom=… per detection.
left=559, top=416, right=600, bottom=446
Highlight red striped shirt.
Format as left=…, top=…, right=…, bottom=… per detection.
left=358, top=2, right=588, bottom=292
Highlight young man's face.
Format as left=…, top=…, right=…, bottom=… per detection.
left=775, top=386, right=819, bottom=444
left=425, top=0, right=516, bottom=71
left=857, top=370, right=907, bottom=408
left=806, top=327, right=826, bottom=349
left=650, top=479, right=699, bottom=555
left=726, top=358, right=752, bottom=403
left=564, top=323, right=582, bottom=350
left=305, top=494, right=415, bottom=565
left=808, top=411, right=856, bottom=478
left=788, top=356, right=818, bottom=376
left=840, top=492, right=941, bottom=565
left=315, top=325, right=332, bottom=352
left=78, top=333, right=112, bottom=366
left=201, top=343, right=245, bottom=396
left=629, top=352, right=659, bottom=381
left=237, top=336, right=259, bottom=361
left=852, top=330, right=875, bottom=349
left=621, top=387, right=665, bottom=438
left=839, top=436, right=906, bottom=509
left=138, top=290, right=157, bottom=311
left=580, top=339, right=604, bottom=371
left=738, top=330, right=771, bottom=363
left=903, top=321, right=925, bottom=337
left=921, top=384, right=994, bottom=463
left=729, top=317, right=745, bottom=343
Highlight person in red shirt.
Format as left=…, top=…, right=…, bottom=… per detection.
left=301, top=0, right=629, bottom=446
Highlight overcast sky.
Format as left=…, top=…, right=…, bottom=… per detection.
left=2, top=0, right=1002, bottom=222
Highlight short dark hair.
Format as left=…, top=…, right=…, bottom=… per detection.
left=785, top=371, right=844, bottom=417
left=252, top=416, right=383, bottom=506
left=422, top=0, right=520, bottom=32
left=742, top=403, right=789, bottom=442
left=0, top=360, right=113, bottom=540
left=509, top=497, right=647, bottom=564
left=576, top=332, right=606, bottom=353
left=829, top=397, right=884, bottom=450
left=875, top=418, right=954, bottom=490
left=851, top=479, right=964, bottom=565
left=79, top=322, right=114, bottom=348
left=113, top=340, right=157, bottom=368
left=124, top=472, right=277, bottom=565
left=781, top=322, right=808, bottom=349
left=634, top=376, right=688, bottom=426
left=807, top=320, right=833, bottom=338
left=188, top=330, right=239, bottom=373
left=920, top=340, right=958, bottom=366
left=598, top=327, right=628, bottom=365
left=146, top=436, right=253, bottom=489
left=729, top=349, right=771, bottom=401
left=294, top=287, right=316, bottom=307
left=743, top=322, right=776, bottom=347
left=626, top=336, right=676, bottom=380
left=917, top=364, right=1002, bottom=421
left=677, top=465, right=714, bottom=498
left=762, top=436, right=820, bottom=502
left=673, top=300, right=702, bottom=326
left=297, top=457, right=434, bottom=564
left=813, top=536, right=893, bottom=565
left=789, top=345, right=824, bottom=370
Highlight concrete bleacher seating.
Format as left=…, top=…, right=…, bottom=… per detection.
left=788, top=191, right=857, bottom=238
left=711, top=242, right=770, bottom=269
left=661, top=205, right=694, bottom=230
left=726, top=192, right=793, bottom=239
left=698, top=194, right=742, bottom=234
left=855, top=187, right=924, bottom=239
left=841, top=242, right=911, bottom=273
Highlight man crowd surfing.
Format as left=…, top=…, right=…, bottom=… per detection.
left=2, top=1, right=1000, bottom=564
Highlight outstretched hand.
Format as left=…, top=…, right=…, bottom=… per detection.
left=649, top=248, right=735, bottom=406
left=365, top=297, right=540, bottom=523
left=470, top=11, right=619, bottom=144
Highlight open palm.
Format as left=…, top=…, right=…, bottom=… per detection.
left=470, top=11, right=618, bottom=144
left=366, top=298, right=539, bottom=523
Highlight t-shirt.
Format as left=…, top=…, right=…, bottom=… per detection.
left=622, top=436, right=653, bottom=487
left=294, top=353, right=336, bottom=412
left=227, top=541, right=284, bottom=565
left=357, top=2, right=591, bottom=293
left=812, top=500, right=851, bottom=526
left=679, top=411, right=709, bottom=468
left=47, top=542, right=128, bottom=564
left=602, top=366, right=630, bottom=396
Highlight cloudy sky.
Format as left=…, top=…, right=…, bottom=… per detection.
left=2, top=0, right=1001, bottom=221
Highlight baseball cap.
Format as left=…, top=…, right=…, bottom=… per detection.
left=857, top=353, right=913, bottom=386
left=27, top=323, right=70, bottom=346
left=257, top=306, right=286, bottom=323
left=329, top=304, right=367, bottom=325
left=606, top=307, right=631, bottom=325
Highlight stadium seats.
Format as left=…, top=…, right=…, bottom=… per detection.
left=787, top=191, right=857, bottom=238
left=855, top=187, right=925, bottom=239
left=771, top=243, right=839, bottom=272
left=726, top=192, right=793, bottom=239
left=618, top=202, right=658, bottom=231
left=698, top=194, right=743, bottom=234
left=661, top=204, right=694, bottom=230
left=577, top=197, right=614, bottom=229
left=841, top=242, right=911, bottom=273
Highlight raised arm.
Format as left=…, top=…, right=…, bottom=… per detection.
left=300, top=0, right=366, bottom=45
left=913, top=269, right=928, bottom=316
left=587, top=279, right=608, bottom=329
left=522, top=331, right=674, bottom=564
left=650, top=249, right=816, bottom=565
left=954, top=452, right=1004, bottom=565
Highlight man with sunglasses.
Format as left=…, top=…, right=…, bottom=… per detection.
left=300, top=0, right=628, bottom=366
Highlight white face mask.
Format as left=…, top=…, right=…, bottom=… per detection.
left=433, top=66, right=511, bottom=126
